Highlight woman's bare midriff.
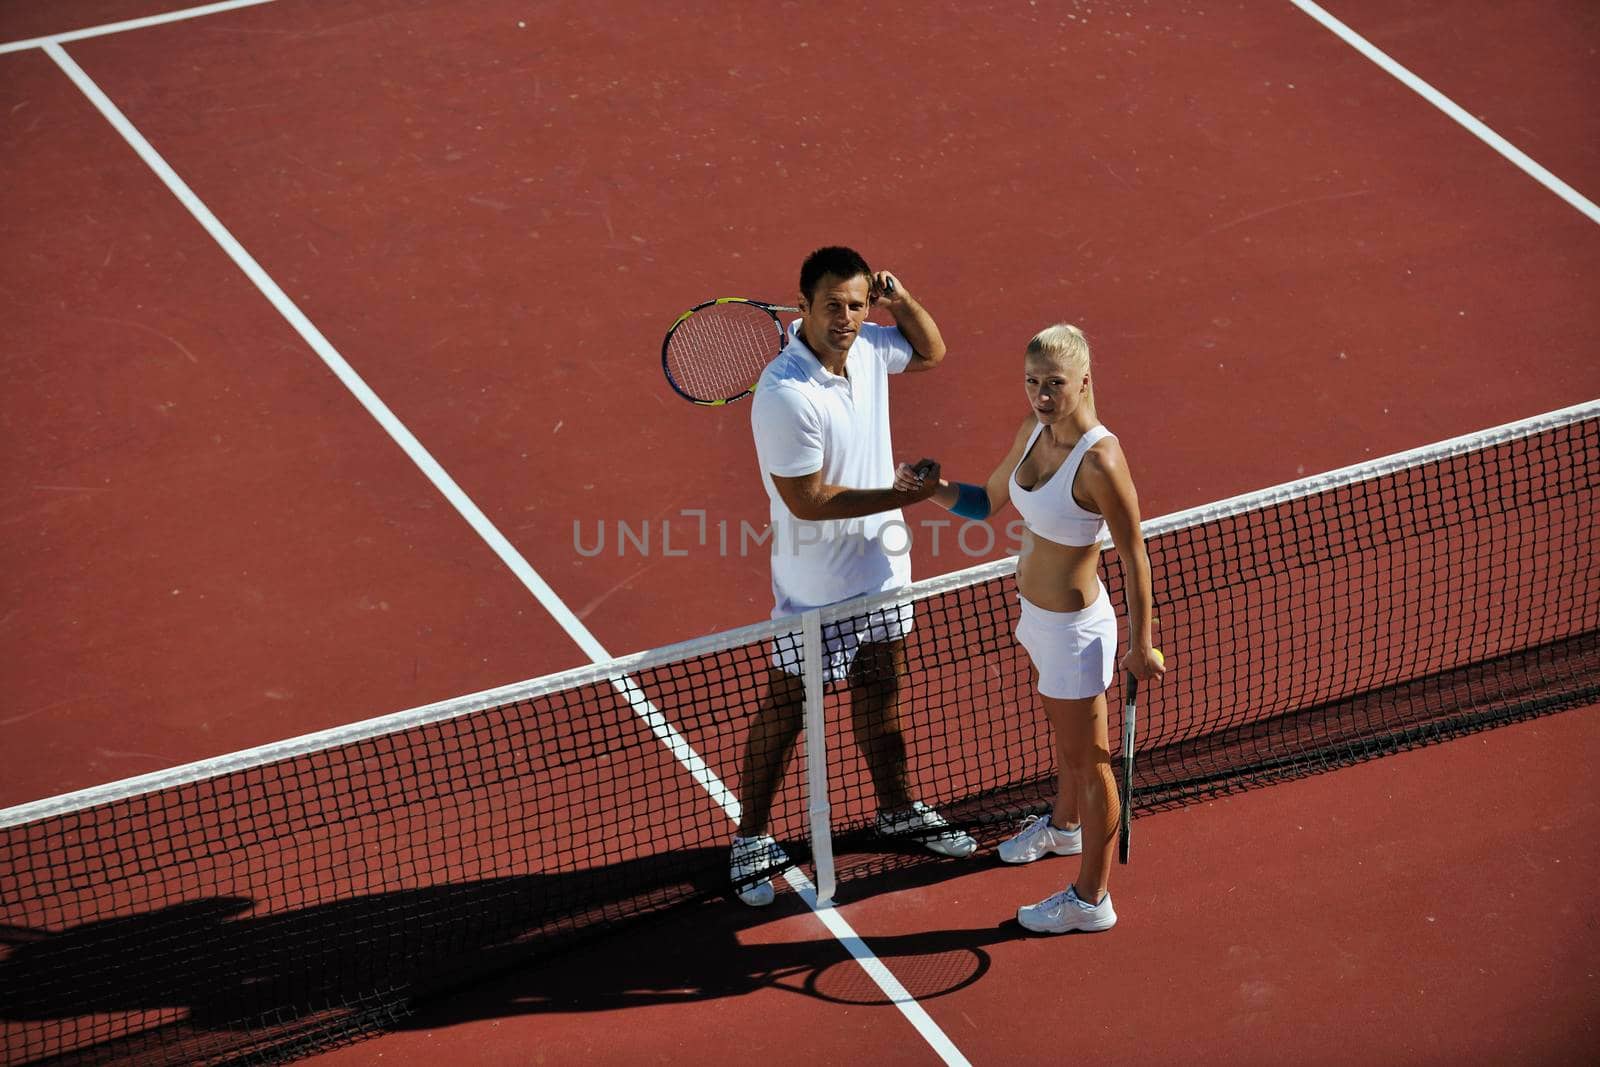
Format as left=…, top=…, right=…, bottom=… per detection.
left=1016, top=528, right=1102, bottom=612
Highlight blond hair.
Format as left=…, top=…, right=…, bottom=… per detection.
left=1025, top=324, right=1096, bottom=416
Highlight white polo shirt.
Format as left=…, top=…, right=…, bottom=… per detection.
left=750, top=321, right=915, bottom=616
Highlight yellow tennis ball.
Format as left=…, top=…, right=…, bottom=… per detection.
left=1152, top=648, right=1165, bottom=666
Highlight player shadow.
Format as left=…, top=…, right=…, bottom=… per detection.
left=399, top=906, right=1018, bottom=1029
left=402, top=842, right=1057, bottom=1028
left=0, top=843, right=1034, bottom=1064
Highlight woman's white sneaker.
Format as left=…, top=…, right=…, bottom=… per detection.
left=997, top=815, right=1082, bottom=864
left=1017, top=885, right=1117, bottom=933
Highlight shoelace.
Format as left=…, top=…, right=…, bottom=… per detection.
left=915, top=808, right=967, bottom=841
left=1016, top=814, right=1049, bottom=842
left=882, top=804, right=932, bottom=833
left=1036, top=889, right=1075, bottom=913
left=881, top=804, right=972, bottom=843
left=733, top=837, right=778, bottom=874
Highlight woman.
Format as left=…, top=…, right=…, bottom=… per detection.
left=897, top=323, right=1164, bottom=932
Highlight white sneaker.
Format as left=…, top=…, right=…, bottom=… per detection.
left=1017, top=885, right=1117, bottom=934
left=876, top=801, right=978, bottom=858
left=997, top=815, right=1083, bottom=864
left=729, top=834, right=789, bottom=907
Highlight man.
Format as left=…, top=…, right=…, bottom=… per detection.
left=731, top=246, right=976, bottom=907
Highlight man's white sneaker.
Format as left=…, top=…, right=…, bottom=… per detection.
left=1017, top=885, right=1117, bottom=934
left=729, top=834, right=789, bottom=907
left=997, top=814, right=1083, bottom=864
left=876, top=801, right=978, bottom=858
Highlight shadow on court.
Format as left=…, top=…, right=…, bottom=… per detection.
left=396, top=871, right=1026, bottom=1029
left=0, top=845, right=1027, bottom=1065
left=6, top=632, right=1594, bottom=1064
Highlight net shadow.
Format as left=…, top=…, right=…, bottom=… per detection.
left=0, top=847, right=1027, bottom=1065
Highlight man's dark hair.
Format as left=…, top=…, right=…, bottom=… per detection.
left=799, top=246, right=872, bottom=302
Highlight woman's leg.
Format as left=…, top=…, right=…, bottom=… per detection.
left=1052, top=723, right=1081, bottom=831
left=1041, top=691, right=1117, bottom=901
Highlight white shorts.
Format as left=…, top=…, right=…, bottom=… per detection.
left=770, top=524, right=911, bottom=618
left=769, top=601, right=915, bottom=684
left=768, top=529, right=912, bottom=684
left=1014, top=582, right=1117, bottom=700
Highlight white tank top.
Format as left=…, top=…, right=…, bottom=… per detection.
left=1010, top=423, right=1113, bottom=547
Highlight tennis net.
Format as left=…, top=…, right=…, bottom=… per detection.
left=2, top=402, right=1596, bottom=1064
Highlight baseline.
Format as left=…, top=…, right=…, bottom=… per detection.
left=0, top=0, right=280, bottom=53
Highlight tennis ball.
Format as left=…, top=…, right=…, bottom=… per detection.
left=1152, top=648, right=1165, bottom=666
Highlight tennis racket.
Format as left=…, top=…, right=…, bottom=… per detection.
left=1117, top=671, right=1138, bottom=864
left=661, top=278, right=895, bottom=406
left=661, top=297, right=797, bottom=406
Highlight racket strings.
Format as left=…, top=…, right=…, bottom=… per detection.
left=666, top=303, right=785, bottom=402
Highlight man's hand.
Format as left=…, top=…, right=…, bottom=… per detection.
left=894, top=458, right=941, bottom=500
left=871, top=271, right=945, bottom=370
left=870, top=271, right=904, bottom=309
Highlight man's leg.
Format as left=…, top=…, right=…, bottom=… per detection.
left=729, top=667, right=807, bottom=906
left=846, top=637, right=913, bottom=812
left=734, top=668, right=806, bottom=837
left=851, top=634, right=977, bottom=858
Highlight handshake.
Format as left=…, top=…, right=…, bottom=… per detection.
left=893, top=458, right=942, bottom=500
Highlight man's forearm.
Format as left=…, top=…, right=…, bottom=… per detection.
left=890, top=293, right=946, bottom=365
left=795, top=484, right=920, bottom=521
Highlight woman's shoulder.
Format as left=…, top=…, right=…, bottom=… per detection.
left=1080, top=430, right=1128, bottom=480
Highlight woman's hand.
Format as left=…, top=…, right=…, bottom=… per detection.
left=894, top=459, right=942, bottom=501
left=1121, top=644, right=1166, bottom=682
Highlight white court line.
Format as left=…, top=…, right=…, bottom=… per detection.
left=790, top=873, right=973, bottom=1067
left=41, top=41, right=609, bottom=668
left=1288, top=0, right=1600, bottom=226
left=0, top=0, right=280, bottom=54
left=2, top=1, right=1592, bottom=228
left=40, top=40, right=968, bottom=1064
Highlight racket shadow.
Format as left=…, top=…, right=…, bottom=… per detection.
left=793, top=926, right=1005, bottom=1006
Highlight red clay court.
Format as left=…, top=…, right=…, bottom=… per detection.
left=2, top=1, right=1598, bottom=1064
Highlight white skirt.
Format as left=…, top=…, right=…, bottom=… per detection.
left=1014, top=581, right=1117, bottom=700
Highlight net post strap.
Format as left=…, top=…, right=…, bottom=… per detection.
left=801, top=608, right=837, bottom=905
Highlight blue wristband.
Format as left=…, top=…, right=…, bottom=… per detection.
left=951, top=482, right=990, bottom=521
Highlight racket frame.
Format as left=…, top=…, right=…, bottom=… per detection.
left=661, top=297, right=798, bottom=406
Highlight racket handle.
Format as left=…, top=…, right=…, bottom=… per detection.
left=1118, top=670, right=1138, bottom=865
